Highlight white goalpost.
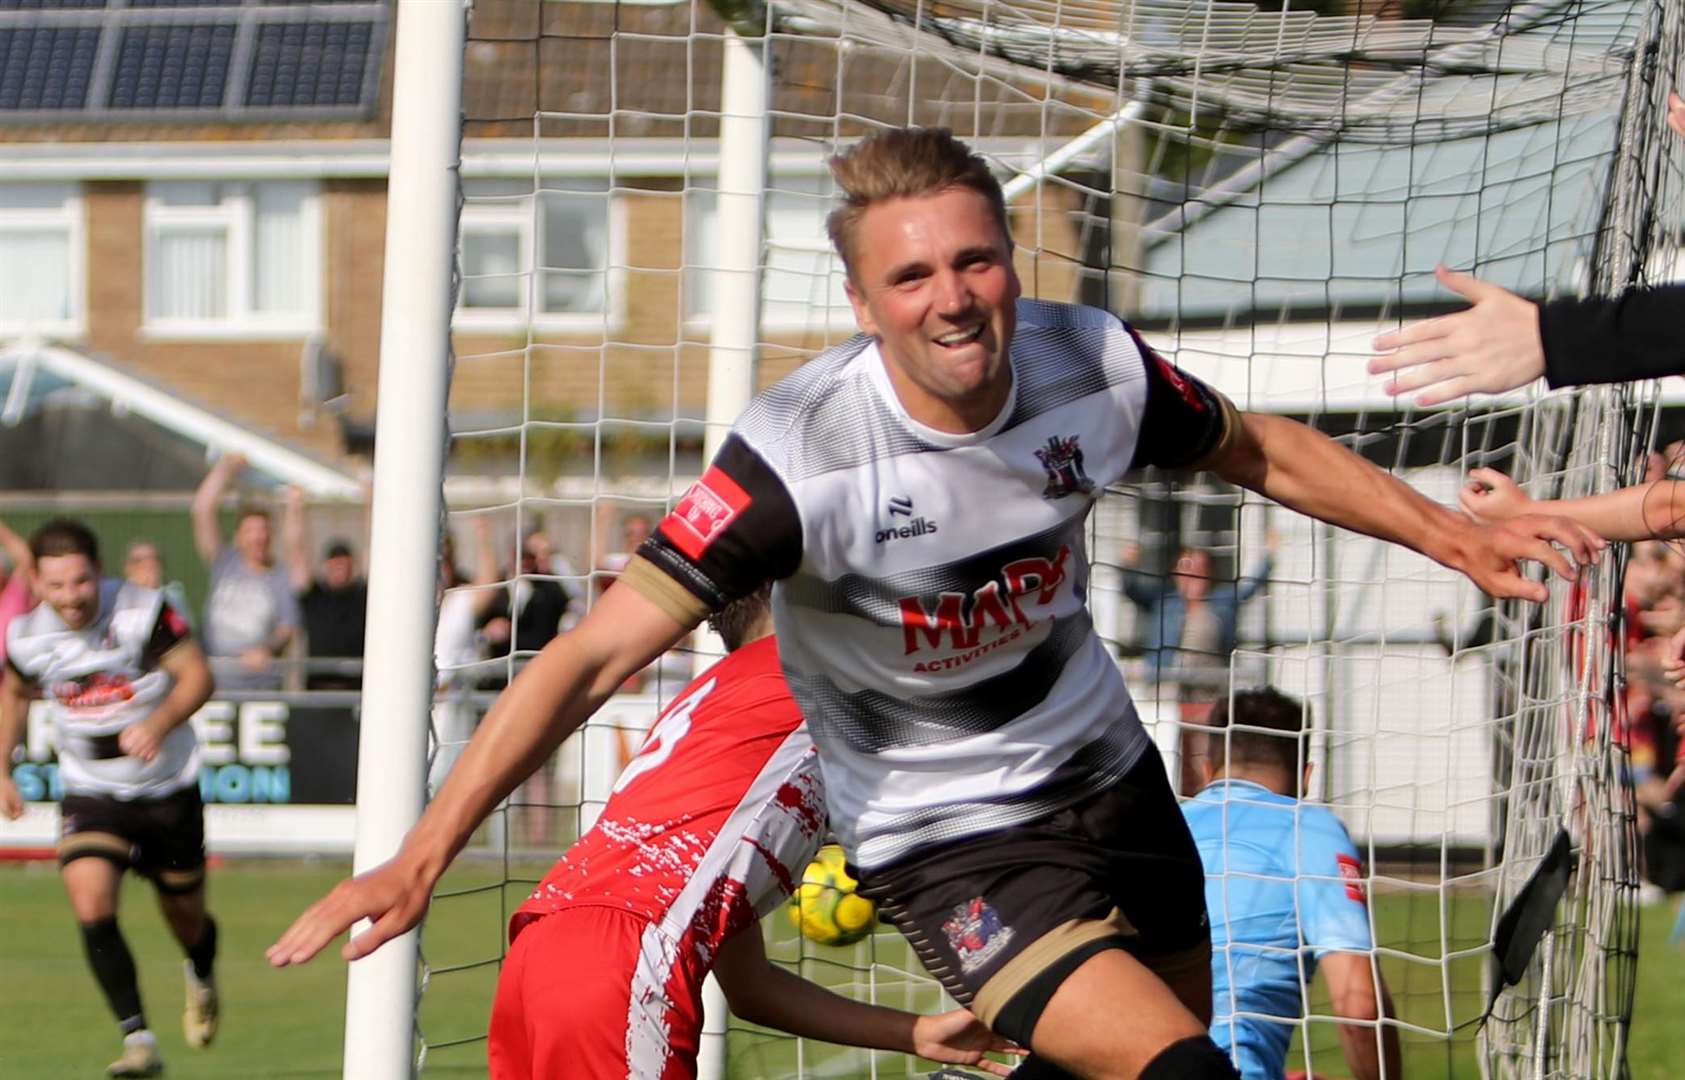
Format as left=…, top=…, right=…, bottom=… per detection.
left=355, top=0, right=1682, bottom=1076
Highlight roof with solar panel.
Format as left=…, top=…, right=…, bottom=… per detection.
left=0, top=0, right=387, bottom=122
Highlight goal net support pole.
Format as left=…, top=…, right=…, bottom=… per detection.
left=697, top=21, right=770, bottom=1080
left=343, top=1, right=465, bottom=1075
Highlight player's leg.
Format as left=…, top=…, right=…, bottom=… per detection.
left=136, top=785, right=218, bottom=1048
left=58, top=795, right=163, bottom=1076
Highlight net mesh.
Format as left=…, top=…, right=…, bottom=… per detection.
left=413, top=0, right=1683, bottom=1075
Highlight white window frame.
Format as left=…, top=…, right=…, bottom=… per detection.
left=141, top=180, right=322, bottom=341
left=683, top=176, right=855, bottom=334
left=0, top=183, right=85, bottom=340
left=452, top=182, right=626, bottom=334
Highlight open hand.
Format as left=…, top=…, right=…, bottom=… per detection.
left=1459, top=468, right=1533, bottom=524
left=1458, top=514, right=1603, bottom=602
left=1370, top=266, right=1544, bottom=406
left=267, top=855, right=434, bottom=967
left=910, top=1009, right=1026, bottom=1077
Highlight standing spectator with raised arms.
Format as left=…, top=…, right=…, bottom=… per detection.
left=1, top=518, right=220, bottom=1077
left=271, top=127, right=1598, bottom=1080
left=190, top=453, right=299, bottom=691
left=281, top=487, right=368, bottom=691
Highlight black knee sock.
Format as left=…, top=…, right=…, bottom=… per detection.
left=187, top=914, right=218, bottom=981
left=1138, top=1035, right=1242, bottom=1080
left=80, top=917, right=147, bottom=1034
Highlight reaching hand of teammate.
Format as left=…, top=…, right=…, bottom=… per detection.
left=909, top=1009, right=1027, bottom=1077
left=266, top=855, right=433, bottom=967
left=118, top=721, right=165, bottom=763
left=1458, top=514, right=1603, bottom=603
left=1669, top=91, right=1685, bottom=139
left=1369, top=265, right=1545, bottom=406
left=1459, top=468, right=1533, bottom=524
left=0, top=775, right=22, bottom=820
left=1661, top=625, right=1685, bottom=687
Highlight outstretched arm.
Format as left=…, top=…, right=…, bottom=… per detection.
left=1208, top=413, right=1603, bottom=603
left=1320, top=951, right=1402, bottom=1080
left=267, top=579, right=696, bottom=967
left=713, top=924, right=1022, bottom=1076
left=0, top=664, right=32, bottom=820
left=0, top=517, right=30, bottom=590
left=192, top=452, right=246, bottom=565
left=282, top=487, right=313, bottom=594
left=1460, top=467, right=1685, bottom=543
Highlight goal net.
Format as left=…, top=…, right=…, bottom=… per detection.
left=400, top=0, right=1683, bottom=1076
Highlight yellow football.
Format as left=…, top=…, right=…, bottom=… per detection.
left=785, top=844, right=877, bottom=946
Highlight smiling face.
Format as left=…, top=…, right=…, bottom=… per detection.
left=843, top=186, right=1020, bottom=434
left=35, top=552, right=101, bottom=630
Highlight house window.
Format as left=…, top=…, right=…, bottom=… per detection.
left=0, top=183, right=83, bottom=337
left=456, top=178, right=612, bottom=327
left=144, top=180, right=320, bottom=336
left=685, top=175, right=853, bottom=331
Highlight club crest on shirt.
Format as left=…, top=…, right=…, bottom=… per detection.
left=1034, top=435, right=1094, bottom=499
left=942, top=896, right=1015, bottom=974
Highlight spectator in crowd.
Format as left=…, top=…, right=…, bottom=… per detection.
left=1183, top=688, right=1401, bottom=1080
left=282, top=488, right=368, bottom=692
left=476, top=527, right=573, bottom=689
left=592, top=511, right=653, bottom=600
left=1123, top=531, right=1279, bottom=705
left=520, top=526, right=585, bottom=631
left=191, top=453, right=299, bottom=691
left=1369, top=93, right=1685, bottom=406
left=0, top=516, right=35, bottom=668
left=122, top=539, right=194, bottom=635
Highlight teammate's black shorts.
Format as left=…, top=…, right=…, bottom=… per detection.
left=856, top=743, right=1209, bottom=1045
left=58, top=785, right=208, bottom=893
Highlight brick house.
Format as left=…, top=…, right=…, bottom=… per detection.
left=1, top=0, right=1104, bottom=485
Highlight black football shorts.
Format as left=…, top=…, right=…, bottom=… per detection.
left=856, top=743, right=1209, bottom=1046
left=58, top=784, right=208, bottom=894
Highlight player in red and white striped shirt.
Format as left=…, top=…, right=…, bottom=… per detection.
left=278, top=587, right=1020, bottom=1079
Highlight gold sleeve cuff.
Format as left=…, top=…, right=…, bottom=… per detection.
left=621, top=555, right=712, bottom=627
left=1186, top=389, right=1243, bottom=472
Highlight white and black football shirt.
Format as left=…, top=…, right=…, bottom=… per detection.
left=627, top=299, right=1234, bottom=870
left=6, top=580, right=200, bottom=800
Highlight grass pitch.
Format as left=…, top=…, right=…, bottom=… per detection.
left=1, top=858, right=1679, bottom=1078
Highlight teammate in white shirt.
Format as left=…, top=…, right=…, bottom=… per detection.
left=270, top=128, right=1600, bottom=1080
left=1, top=518, right=219, bottom=1078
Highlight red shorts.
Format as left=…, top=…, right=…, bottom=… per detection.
left=489, top=906, right=705, bottom=1080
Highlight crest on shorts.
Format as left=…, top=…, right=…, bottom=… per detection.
left=1034, top=435, right=1094, bottom=500
left=942, top=897, right=1015, bottom=974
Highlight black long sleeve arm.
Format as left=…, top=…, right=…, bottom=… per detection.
left=1540, top=284, right=1685, bottom=387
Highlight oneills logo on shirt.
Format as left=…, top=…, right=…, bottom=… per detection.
left=661, top=465, right=751, bottom=560
left=898, top=547, right=1071, bottom=669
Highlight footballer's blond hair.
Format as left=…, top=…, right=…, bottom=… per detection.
left=825, top=127, right=1011, bottom=280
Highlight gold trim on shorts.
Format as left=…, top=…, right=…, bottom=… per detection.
left=58, top=831, right=132, bottom=863
left=971, top=908, right=1138, bottom=1027
left=156, top=866, right=205, bottom=891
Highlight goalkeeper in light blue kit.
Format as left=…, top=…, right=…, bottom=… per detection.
left=1183, top=687, right=1402, bottom=1080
